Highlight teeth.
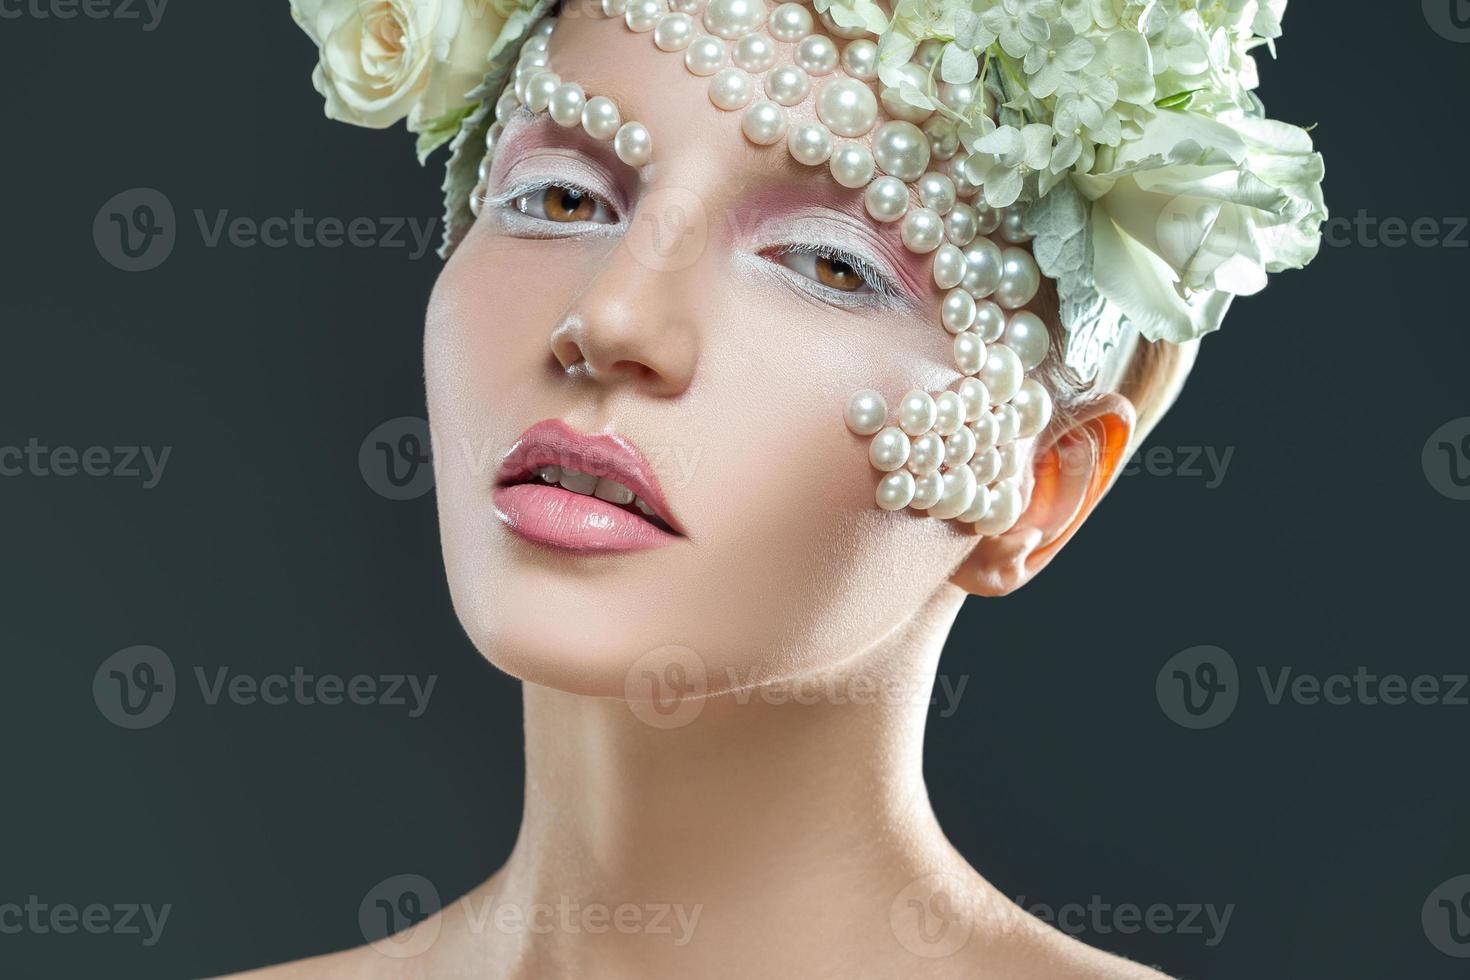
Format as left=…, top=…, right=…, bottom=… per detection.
left=593, top=477, right=635, bottom=505
left=541, top=465, right=658, bottom=520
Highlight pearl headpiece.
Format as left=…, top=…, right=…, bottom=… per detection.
left=467, top=3, right=1053, bottom=534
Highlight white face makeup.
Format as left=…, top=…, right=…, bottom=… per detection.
left=470, top=0, right=1053, bottom=535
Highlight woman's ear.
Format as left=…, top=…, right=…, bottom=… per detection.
left=951, top=392, right=1137, bottom=597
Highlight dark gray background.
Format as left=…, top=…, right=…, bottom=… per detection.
left=3, top=2, right=1468, bottom=978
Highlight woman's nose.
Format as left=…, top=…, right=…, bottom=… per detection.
left=548, top=224, right=703, bottom=397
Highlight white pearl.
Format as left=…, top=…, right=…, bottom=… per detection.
left=992, top=403, right=1020, bottom=443
left=879, top=64, right=934, bottom=123
left=910, top=470, right=944, bottom=510
left=685, top=35, right=727, bottom=75
left=908, top=432, right=945, bottom=474
left=872, top=121, right=930, bottom=181
left=974, top=480, right=1023, bottom=534
left=468, top=180, right=485, bottom=217
left=864, top=175, right=908, bottom=222
left=973, top=201, right=1001, bottom=235
left=732, top=33, right=776, bottom=71
left=602, top=0, right=628, bottom=15
left=768, top=1, right=813, bottom=41
left=526, top=71, right=560, bottom=113
left=741, top=100, right=788, bottom=145
left=999, top=206, right=1032, bottom=243
left=957, top=484, right=992, bottom=524
left=969, top=446, right=1001, bottom=484
left=523, top=34, right=549, bottom=53
left=901, top=207, right=944, bottom=254
left=614, top=121, right=653, bottom=165
left=765, top=64, right=811, bottom=105
left=973, top=299, right=1006, bottom=342
left=922, top=116, right=960, bottom=160
left=897, top=389, right=937, bottom=435
left=829, top=142, right=875, bottom=188
left=840, top=39, right=878, bottom=80
left=940, top=287, right=976, bottom=334
left=956, top=377, right=990, bottom=421
left=917, top=173, right=956, bottom=215
left=932, top=244, right=967, bottom=290
left=952, top=331, right=986, bottom=376
left=653, top=12, right=696, bottom=49
left=815, top=77, right=878, bottom=138
left=1003, top=310, right=1048, bottom=370
left=795, top=34, right=839, bottom=74
left=495, top=88, right=519, bottom=125
left=484, top=121, right=502, bottom=153
left=914, top=38, right=943, bottom=69
left=943, top=203, right=977, bottom=247
left=869, top=427, right=910, bottom=471
left=997, top=441, right=1024, bottom=481
left=581, top=96, right=621, bottom=139
left=970, top=414, right=999, bottom=456
left=817, top=7, right=868, bottom=38
left=844, top=388, right=887, bottom=435
left=626, top=0, right=664, bottom=32
left=932, top=390, right=966, bottom=437
left=938, top=80, right=980, bottom=110
left=548, top=82, right=586, bottom=127
left=709, top=67, right=755, bottom=110
left=876, top=470, right=916, bottom=511
left=949, top=154, right=981, bottom=197
left=927, top=464, right=978, bottom=520
left=787, top=121, right=833, bottom=165
left=534, top=16, right=556, bottom=35
left=944, top=424, right=977, bottom=466
left=962, top=237, right=1003, bottom=298
left=979, top=343, right=1023, bottom=403
left=671, top=0, right=700, bottom=11
left=703, top=0, right=766, bottom=38
left=1011, top=379, right=1053, bottom=439
left=995, top=247, right=1040, bottom=309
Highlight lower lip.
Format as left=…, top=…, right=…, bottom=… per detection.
left=492, top=483, right=679, bottom=553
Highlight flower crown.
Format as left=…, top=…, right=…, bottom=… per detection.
left=291, top=0, right=1326, bottom=381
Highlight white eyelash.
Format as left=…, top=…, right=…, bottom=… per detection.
left=769, top=242, right=901, bottom=299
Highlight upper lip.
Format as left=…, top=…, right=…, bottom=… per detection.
left=495, top=418, right=685, bottom=535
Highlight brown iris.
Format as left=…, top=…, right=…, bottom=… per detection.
left=543, top=185, right=595, bottom=222
left=815, top=255, right=865, bottom=291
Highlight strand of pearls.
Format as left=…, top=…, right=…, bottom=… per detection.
left=472, top=3, right=1053, bottom=535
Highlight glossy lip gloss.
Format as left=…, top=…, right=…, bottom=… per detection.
left=491, top=418, right=685, bottom=554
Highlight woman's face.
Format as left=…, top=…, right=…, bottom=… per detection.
left=425, top=8, right=1016, bottom=696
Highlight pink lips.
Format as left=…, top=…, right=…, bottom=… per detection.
left=492, top=418, right=684, bottom=553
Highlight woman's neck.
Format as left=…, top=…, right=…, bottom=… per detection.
left=440, top=585, right=982, bottom=977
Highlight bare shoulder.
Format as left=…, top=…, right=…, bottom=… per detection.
left=976, top=902, right=1178, bottom=980
left=206, top=942, right=394, bottom=980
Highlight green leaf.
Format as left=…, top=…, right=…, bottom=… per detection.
left=414, top=105, right=477, bottom=165
left=1154, top=88, right=1204, bottom=110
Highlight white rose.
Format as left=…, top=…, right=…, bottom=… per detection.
left=291, top=0, right=509, bottom=132
left=1073, top=109, right=1326, bottom=342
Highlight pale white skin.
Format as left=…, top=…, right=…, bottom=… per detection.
left=228, top=10, right=1181, bottom=980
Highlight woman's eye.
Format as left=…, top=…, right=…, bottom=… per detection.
left=776, top=249, right=875, bottom=294
left=513, top=184, right=615, bottom=224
